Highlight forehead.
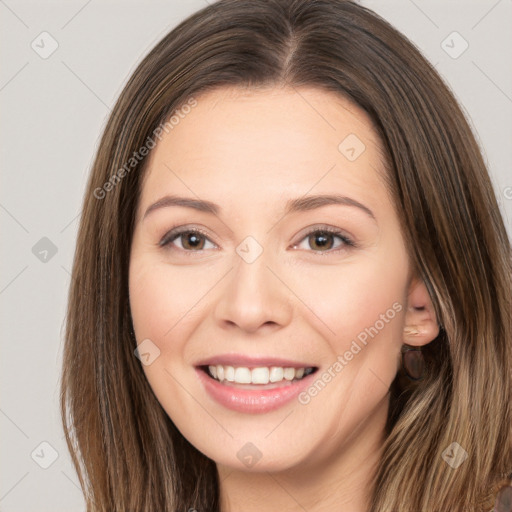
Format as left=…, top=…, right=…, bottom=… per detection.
left=138, top=86, right=389, bottom=218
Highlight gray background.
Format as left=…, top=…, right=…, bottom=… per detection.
left=1, top=1, right=511, bottom=510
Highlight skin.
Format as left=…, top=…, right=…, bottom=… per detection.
left=129, top=86, right=439, bottom=512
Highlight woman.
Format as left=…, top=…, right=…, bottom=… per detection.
left=60, top=0, right=512, bottom=510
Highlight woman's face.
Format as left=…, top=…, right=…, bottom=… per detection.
left=129, top=86, right=416, bottom=473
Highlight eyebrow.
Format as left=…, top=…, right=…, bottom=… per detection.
left=143, top=193, right=376, bottom=221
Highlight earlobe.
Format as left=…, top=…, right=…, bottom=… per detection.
left=403, top=276, right=440, bottom=347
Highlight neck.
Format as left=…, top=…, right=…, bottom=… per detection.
left=217, top=397, right=388, bottom=512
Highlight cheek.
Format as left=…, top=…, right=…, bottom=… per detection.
left=128, top=257, right=211, bottom=415
left=128, top=254, right=224, bottom=401
left=129, top=257, right=210, bottom=341
left=284, top=246, right=408, bottom=392
left=290, top=257, right=406, bottom=340
left=286, top=255, right=407, bottom=434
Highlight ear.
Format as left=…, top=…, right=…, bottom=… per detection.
left=403, top=275, right=440, bottom=347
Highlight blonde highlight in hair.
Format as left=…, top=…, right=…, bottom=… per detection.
left=61, top=1, right=512, bottom=510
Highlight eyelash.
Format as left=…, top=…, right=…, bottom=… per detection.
left=159, top=225, right=356, bottom=256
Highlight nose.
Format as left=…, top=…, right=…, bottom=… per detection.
left=213, top=246, right=293, bottom=334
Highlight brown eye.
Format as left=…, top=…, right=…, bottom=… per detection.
left=308, top=231, right=335, bottom=251
left=294, top=228, right=354, bottom=253
left=160, top=228, right=216, bottom=252
left=179, top=231, right=206, bottom=250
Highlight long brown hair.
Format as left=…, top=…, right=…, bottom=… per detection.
left=60, top=0, right=512, bottom=510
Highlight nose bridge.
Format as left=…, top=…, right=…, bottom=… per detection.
left=213, top=236, right=292, bottom=332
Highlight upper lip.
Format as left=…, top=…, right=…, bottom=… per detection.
left=195, top=354, right=317, bottom=369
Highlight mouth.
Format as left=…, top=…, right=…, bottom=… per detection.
left=195, top=362, right=319, bottom=413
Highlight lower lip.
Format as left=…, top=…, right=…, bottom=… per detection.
left=195, top=367, right=316, bottom=414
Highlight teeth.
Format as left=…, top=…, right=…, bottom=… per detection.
left=225, top=366, right=235, bottom=382
left=208, top=365, right=313, bottom=385
left=252, top=367, right=270, bottom=384
left=283, top=367, right=295, bottom=380
left=234, top=367, right=251, bottom=384
left=269, top=367, right=283, bottom=382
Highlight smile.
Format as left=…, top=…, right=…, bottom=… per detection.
left=195, top=362, right=319, bottom=413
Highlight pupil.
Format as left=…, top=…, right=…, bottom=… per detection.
left=310, top=231, right=333, bottom=250
left=184, top=233, right=203, bottom=249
